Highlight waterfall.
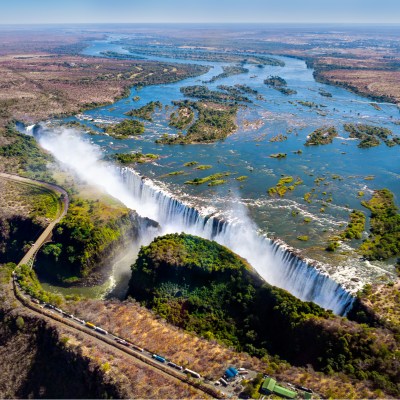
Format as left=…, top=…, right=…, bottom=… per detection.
left=35, top=125, right=354, bottom=315
left=121, top=168, right=355, bottom=316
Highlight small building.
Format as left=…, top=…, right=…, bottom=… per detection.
left=261, top=377, right=297, bottom=399
left=225, top=367, right=239, bottom=380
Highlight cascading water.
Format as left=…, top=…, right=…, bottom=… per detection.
left=121, top=168, right=355, bottom=315
left=36, top=126, right=354, bottom=315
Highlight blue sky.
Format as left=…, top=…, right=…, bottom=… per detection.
left=1, top=0, right=399, bottom=24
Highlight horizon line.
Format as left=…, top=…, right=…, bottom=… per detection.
left=1, top=21, right=400, bottom=26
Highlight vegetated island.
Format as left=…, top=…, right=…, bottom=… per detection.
left=269, top=153, right=287, bottom=159
left=127, top=233, right=400, bottom=398
left=296, top=100, right=321, bottom=109
left=204, top=65, right=249, bottom=83
left=326, top=188, right=400, bottom=261
left=360, top=189, right=400, bottom=260
left=216, top=84, right=259, bottom=101
left=125, top=100, right=162, bottom=121
left=232, top=84, right=259, bottom=96
left=157, top=101, right=238, bottom=144
left=344, top=123, right=400, bottom=148
left=264, top=76, right=297, bottom=95
left=268, top=176, right=303, bottom=197
left=269, top=134, right=288, bottom=142
left=319, top=89, right=332, bottom=97
left=180, top=84, right=251, bottom=103
left=158, top=84, right=254, bottom=144
left=101, top=119, right=145, bottom=139
left=326, top=210, right=366, bottom=252
left=123, top=46, right=284, bottom=66
left=184, top=172, right=231, bottom=186
left=111, top=152, right=159, bottom=164
left=169, top=105, right=194, bottom=130
left=305, top=126, right=338, bottom=146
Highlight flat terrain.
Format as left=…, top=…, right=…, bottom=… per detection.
left=0, top=53, right=207, bottom=126
left=0, top=176, right=58, bottom=223
left=111, top=25, right=400, bottom=104
left=316, top=68, right=400, bottom=103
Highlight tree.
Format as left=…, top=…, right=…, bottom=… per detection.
left=15, top=316, right=24, bottom=330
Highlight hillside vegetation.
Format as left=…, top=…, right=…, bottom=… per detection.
left=0, top=177, right=60, bottom=264
left=128, top=233, right=400, bottom=396
left=0, top=125, right=53, bottom=180
left=37, top=197, right=137, bottom=285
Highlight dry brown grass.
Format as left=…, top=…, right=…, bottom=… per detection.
left=0, top=53, right=207, bottom=127
left=0, top=177, right=54, bottom=224
left=65, top=299, right=384, bottom=398
left=0, top=268, right=208, bottom=399
left=66, top=299, right=261, bottom=379
left=0, top=53, right=129, bottom=125
left=318, top=68, right=400, bottom=104
left=65, top=329, right=208, bottom=399
left=363, top=279, right=400, bottom=328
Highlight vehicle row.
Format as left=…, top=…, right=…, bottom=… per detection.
left=151, top=354, right=201, bottom=378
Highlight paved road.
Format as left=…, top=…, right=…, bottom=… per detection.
left=4, top=172, right=222, bottom=398
left=12, top=279, right=222, bottom=399
left=0, top=172, right=69, bottom=266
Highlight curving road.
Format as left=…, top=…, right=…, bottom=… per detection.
left=3, top=172, right=223, bottom=398
left=0, top=172, right=69, bottom=267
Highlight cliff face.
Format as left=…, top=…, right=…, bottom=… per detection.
left=0, top=311, right=122, bottom=399
left=0, top=266, right=123, bottom=399
left=0, top=214, right=45, bottom=264
left=128, top=233, right=400, bottom=397
left=36, top=205, right=151, bottom=286
left=0, top=264, right=205, bottom=399
left=128, top=233, right=330, bottom=358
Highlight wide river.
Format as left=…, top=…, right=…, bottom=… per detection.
left=41, top=37, right=400, bottom=298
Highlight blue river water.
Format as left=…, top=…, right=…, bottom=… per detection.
left=42, top=38, right=399, bottom=297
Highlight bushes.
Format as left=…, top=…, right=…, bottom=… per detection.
left=111, top=152, right=159, bottom=164
left=16, top=264, right=62, bottom=305
left=343, top=123, right=399, bottom=148
left=128, top=233, right=330, bottom=358
left=15, top=316, right=25, bottom=330
left=125, top=101, right=162, bottom=121
left=0, top=124, right=53, bottom=180
left=128, top=233, right=400, bottom=396
left=340, top=210, right=366, bottom=240
left=305, top=126, right=338, bottom=146
left=360, top=189, right=400, bottom=260
left=104, top=119, right=144, bottom=138
left=37, top=198, right=131, bottom=283
left=169, top=106, right=194, bottom=130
